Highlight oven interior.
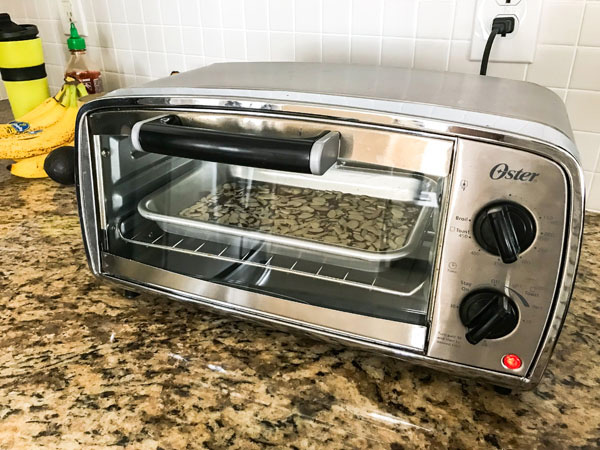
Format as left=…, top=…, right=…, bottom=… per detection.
left=90, top=110, right=453, bottom=330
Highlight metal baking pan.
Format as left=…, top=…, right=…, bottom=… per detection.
left=138, top=163, right=436, bottom=272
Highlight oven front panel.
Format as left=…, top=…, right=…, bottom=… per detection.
left=87, top=108, right=455, bottom=352
left=428, top=139, right=568, bottom=376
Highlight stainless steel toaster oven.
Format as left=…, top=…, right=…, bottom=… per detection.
left=76, top=63, right=584, bottom=389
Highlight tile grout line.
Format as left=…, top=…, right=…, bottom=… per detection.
left=567, top=2, right=595, bottom=203
left=242, top=0, right=249, bottom=61
left=319, top=0, right=323, bottom=62
left=411, top=0, right=418, bottom=68
left=378, top=0, right=385, bottom=65
left=564, top=4, right=587, bottom=103
left=267, top=0, right=272, bottom=60
left=445, top=0, right=458, bottom=72
left=349, top=0, right=354, bottom=63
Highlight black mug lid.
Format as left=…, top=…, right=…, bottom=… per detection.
left=0, top=13, right=38, bottom=41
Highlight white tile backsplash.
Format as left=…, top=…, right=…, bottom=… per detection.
left=416, top=1, right=454, bottom=39
left=128, top=25, right=147, bottom=52
left=381, top=37, right=414, bottom=68
left=107, top=0, right=127, bottom=24
left=323, top=0, right=351, bottom=34
left=322, top=34, right=350, bottom=63
left=145, top=26, right=165, bottom=53
left=23, top=1, right=38, bottom=19
left=111, top=23, right=130, bottom=50
left=579, top=3, right=600, bottom=46
left=382, top=0, right=418, bottom=38
left=160, top=0, right=181, bottom=26
left=123, top=0, right=143, bottom=25
left=526, top=45, right=574, bottom=88
left=163, top=26, right=184, bottom=54
left=295, top=33, right=322, bottom=62
left=350, top=35, right=381, bottom=64
left=245, top=0, right=269, bottom=30
left=246, top=31, right=270, bottom=60
left=141, top=0, right=161, bottom=25
left=179, top=0, right=201, bottom=27
left=295, top=0, right=322, bottom=33
left=270, top=31, right=294, bottom=61
left=567, top=90, right=600, bottom=133
left=202, top=28, right=224, bottom=58
left=574, top=131, right=600, bottom=171
left=221, top=0, right=245, bottom=29
left=223, top=30, right=246, bottom=60
left=586, top=176, right=600, bottom=211
left=1, top=0, right=599, bottom=210
left=414, top=39, right=449, bottom=71
left=269, top=0, right=294, bottom=32
left=452, top=0, right=476, bottom=40
left=352, top=0, right=383, bottom=36
left=538, top=1, right=585, bottom=45
left=182, top=27, right=204, bottom=56
left=570, top=47, right=600, bottom=91
left=199, top=0, right=221, bottom=28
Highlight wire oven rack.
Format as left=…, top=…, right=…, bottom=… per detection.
left=119, top=217, right=428, bottom=298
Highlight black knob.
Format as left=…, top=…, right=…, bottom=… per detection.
left=473, top=201, right=536, bottom=263
left=459, top=290, right=519, bottom=345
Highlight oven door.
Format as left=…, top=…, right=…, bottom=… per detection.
left=86, top=108, right=454, bottom=352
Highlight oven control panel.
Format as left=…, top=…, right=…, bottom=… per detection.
left=427, top=139, right=568, bottom=376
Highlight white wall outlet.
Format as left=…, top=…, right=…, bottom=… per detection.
left=58, top=0, right=88, bottom=37
left=470, top=0, right=542, bottom=63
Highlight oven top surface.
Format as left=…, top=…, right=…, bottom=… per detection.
left=110, top=62, right=574, bottom=145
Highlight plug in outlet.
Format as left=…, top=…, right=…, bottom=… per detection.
left=58, top=0, right=88, bottom=37
left=470, top=0, right=542, bottom=63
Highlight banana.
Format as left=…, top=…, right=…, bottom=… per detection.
left=9, top=153, right=48, bottom=178
left=0, top=87, right=67, bottom=139
left=0, top=107, right=77, bottom=160
left=0, top=82, right=84, bottom=161
left=9, top=138, right=75, bottom=179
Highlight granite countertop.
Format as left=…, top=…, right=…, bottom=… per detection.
left=0, top=95, right=599, bottom=447
left=0, top=183, right=598, bottom=449
left=0, top=100, right=14, bottom=184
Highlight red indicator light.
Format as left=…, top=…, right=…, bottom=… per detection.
left=502, top=354, right=522, bottom=370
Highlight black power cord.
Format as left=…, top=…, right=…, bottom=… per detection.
left=480, top=17, right=516, bottom=76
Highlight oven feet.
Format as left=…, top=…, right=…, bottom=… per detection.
left=122, top=289, right=140, bottom=299
left=493, top=385, right=512, bottom=395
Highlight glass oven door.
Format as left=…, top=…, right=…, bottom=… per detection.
left=89, top=109, right=454, bottom=352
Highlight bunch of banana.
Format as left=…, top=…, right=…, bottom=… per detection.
left=3, top=79, right=87, bottom=178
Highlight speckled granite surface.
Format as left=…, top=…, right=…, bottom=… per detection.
left=0, top=175, right=598, bottom=449
left=0, top=100, right=14, bottom=184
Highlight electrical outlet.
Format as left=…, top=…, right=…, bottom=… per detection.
left=470, top=0, right=542, bottom=63
left=58, top=0, right=88, bottom=37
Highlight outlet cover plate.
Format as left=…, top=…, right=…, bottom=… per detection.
left=470, top=0, right=542, bottom=63
left=59, top=0, right=88, bottom=37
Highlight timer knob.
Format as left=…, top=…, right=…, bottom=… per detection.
left=473, top=202, right=536, bottom=263
left=459, top=290, right=519, bottom=345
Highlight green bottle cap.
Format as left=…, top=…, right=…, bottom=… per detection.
left=67, top=22, right=85, bottom=51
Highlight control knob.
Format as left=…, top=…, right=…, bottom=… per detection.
left=473, top=202, right=536, bottom=263
left=459, top=290, right=519, bottom=345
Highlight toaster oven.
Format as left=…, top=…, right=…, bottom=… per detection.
left=76, top=63, right=584, bottom=389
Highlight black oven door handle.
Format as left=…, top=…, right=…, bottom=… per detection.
left=130, top=115, right=340, bottom=175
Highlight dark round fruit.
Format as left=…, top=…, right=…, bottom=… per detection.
left=44, top=145, right=75, bottom=185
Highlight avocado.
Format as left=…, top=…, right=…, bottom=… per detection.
left=44, top=145, right=75, bottom=185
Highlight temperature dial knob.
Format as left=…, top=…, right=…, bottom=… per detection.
left=459, top=290, right=519, bottom=345
left=473, top=202, right=536, bottom=263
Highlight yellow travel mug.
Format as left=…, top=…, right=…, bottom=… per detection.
left=0, top=14, right=50, bottom=119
